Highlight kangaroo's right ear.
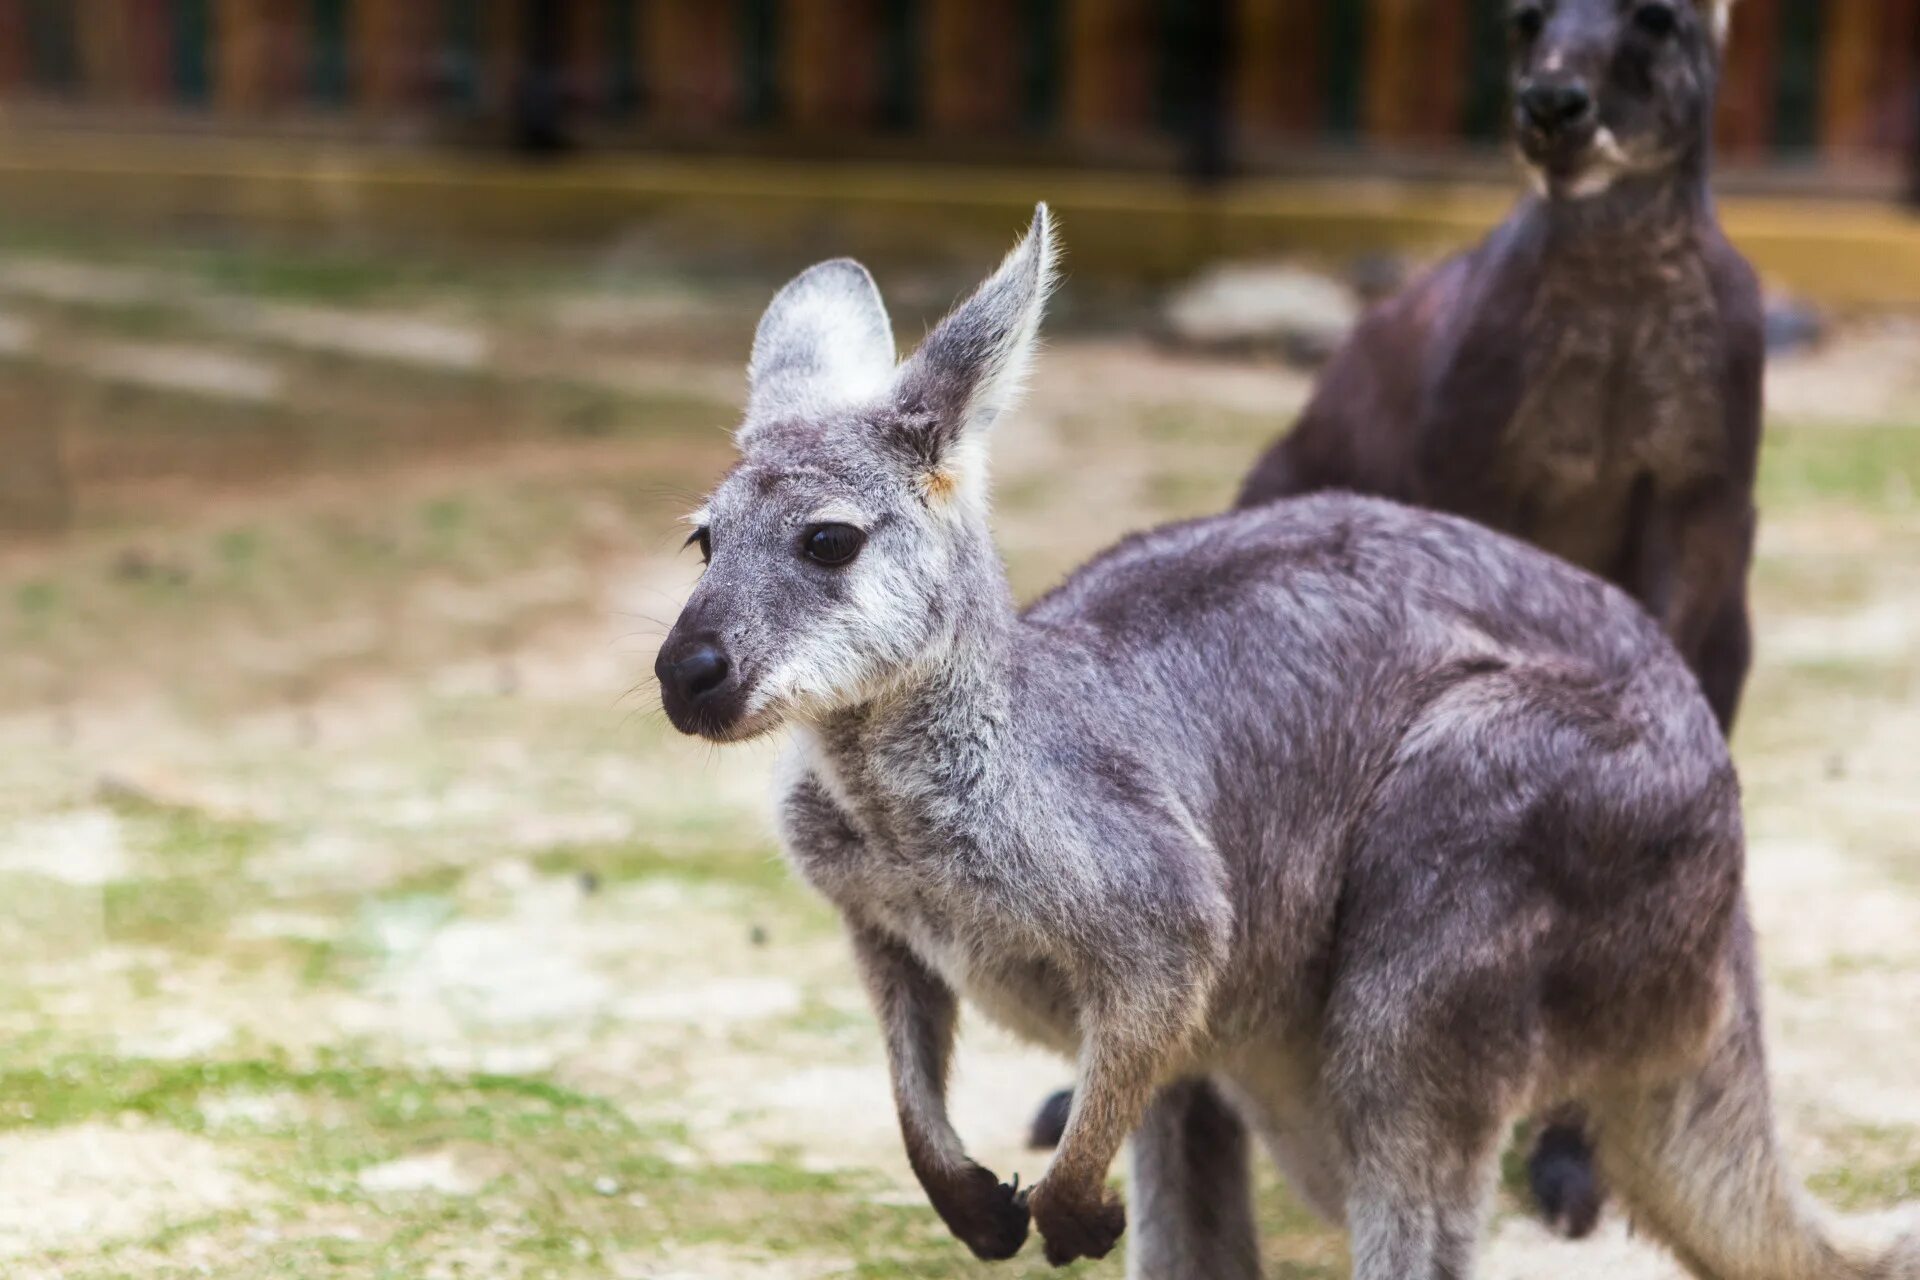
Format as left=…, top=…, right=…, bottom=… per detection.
left=1698, top=0, right=1735, bottom=45
left=893, top=204, right=1058, bottom=464
left=742, top=258, right=896, bottom=442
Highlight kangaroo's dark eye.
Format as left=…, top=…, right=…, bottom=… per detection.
left=1633, top=2, right=1677, bottom=36
left=802, top=523, right=865, bottom=567
left=684, top=527, right=711, bottom=564
left=1513, top=4, right=1545, bottom=40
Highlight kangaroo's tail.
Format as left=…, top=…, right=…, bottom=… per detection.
left=1589, top=919, right=1917, bottom=1280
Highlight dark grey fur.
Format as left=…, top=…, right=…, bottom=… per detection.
left=1233, top=1, right=1762, bottom=1230
left=655, top=208, right=1916, bottom=1278
left=1240, top=0, right=1761, bottom=732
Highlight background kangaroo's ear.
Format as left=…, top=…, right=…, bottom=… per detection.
left=743, top=258, right=895, bottom=440
left=894, top=204, right=1059, bottom=462
left=1699, top=0, right=1735, bottom=45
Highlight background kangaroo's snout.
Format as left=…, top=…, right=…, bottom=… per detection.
left=1519, top=78, right=1596, bottom=137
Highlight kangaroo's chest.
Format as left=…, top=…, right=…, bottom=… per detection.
left=786, top=756, right=1083, bottom=1054
left=1489, top=265, right=1725, bottom=577
left=854, top=877, right=1082, bottom=1055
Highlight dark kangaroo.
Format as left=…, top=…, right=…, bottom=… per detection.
left=1244, top=0, right=1758, bottom=731
left=1036, top=0, right=1763, bottom=1237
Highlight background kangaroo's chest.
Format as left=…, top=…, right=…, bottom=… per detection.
left=1489, top=258, right=1724, bottom=578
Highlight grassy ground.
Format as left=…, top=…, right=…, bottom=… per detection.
left=0, top=225, right=1915, bottom=1278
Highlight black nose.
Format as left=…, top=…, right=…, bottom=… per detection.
left=1520, top=80, right=1595, bottom=134
left=666, top=640, right=731, bottom=704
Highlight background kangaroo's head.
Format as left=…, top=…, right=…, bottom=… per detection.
left=655, top=207, right=1058, bottom=742
left=1508, top=0, right=1730, bottom=199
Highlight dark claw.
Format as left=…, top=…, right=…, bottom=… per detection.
left=931, top=1162, right=1031, bottom=1261
left=1032, top=1186, right=1126, bottom=1267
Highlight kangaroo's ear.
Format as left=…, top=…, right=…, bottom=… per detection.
left=742, top=258, right=895, bottom=441
left=894, top=204, right=1059, bottom=462
left=1698, top=0, right=1734, bottom=45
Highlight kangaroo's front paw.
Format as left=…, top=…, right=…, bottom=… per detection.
left=931, top=1162, right=1030, bottom=1261
left=1030, top=1181, right=1126, bottom=1267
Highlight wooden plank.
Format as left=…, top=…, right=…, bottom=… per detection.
left=175, top=0, right=213, bottom=103
left=1323, top=0, right=1365, bottom=137
left=607, top=0, right=640, bottom=115
left=1235, top=0, right=1326, bottom=139
left=130, top=0, right=175, bottom=102
left=567, top=0, right=607, bottom=115
left=76, top=0, right=135, bottom=102
left=216, top=0, right=267, bottom=109
left=350, top=0, right=383, bottom=105
left=25, top=0, right=80, bottom=91
left=352, top=0, right=424, bottom=108
left=1773, top=0, right=1821, bottom=152
left=1020, top=0, right=1062, bottom=132
left=480, top=0, right=520, bottom=115
left=1363, top=0, right=1420, bottom=140
left=235, top=0, right=305, bottom=108
left=876, top=0, right=917, bottom=130
left=0, top=1, right=29, bottom=93
left=311, top=0, right=349, bottom=106
left=1062, top=0, right=1155, bottom=137
left=441, top=0, right=485, bottom=110
left=1870, top=0, right=1920, bottom=154
left=1423, top=0, right=1470, bottom=141
left=738, top=0, right=779, bottom=125
left=1461, top=0, right=1510, bottom=141
left=1716, top=0, right=1780, bottom=157
left=784, top=0, right=881, bottom=131
left=643, top=0, right=740, bottom=129
left=1821, top=0, right=1880, bottom=155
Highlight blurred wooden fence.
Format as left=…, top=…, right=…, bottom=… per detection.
left=0, top=1, right=1914, bottom=170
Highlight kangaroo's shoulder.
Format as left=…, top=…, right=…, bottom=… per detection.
left=1024, top=494, right=1528, bottom=629
left=1025, top=494, right=1363, bottom=606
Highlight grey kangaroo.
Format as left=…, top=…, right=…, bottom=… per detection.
left=654, top=208, right=1916, bottom=1278
left=1225, top=0, right=1765, bottom=1234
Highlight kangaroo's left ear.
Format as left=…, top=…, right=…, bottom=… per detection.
left=742, top=257, right=896, bottom=442
left=893, top=204, right=1059, bottom=463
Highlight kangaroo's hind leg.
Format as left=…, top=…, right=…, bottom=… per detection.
left=1325, top=903, right=1538, bottom=1280
left=1325, top=751, right=1550, bottom=1280
left=1330, top=977, right=1529, bottom=1280
left=1126, top=1077, right=1260, bottom=1280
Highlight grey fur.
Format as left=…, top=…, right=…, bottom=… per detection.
left=654, top=208, right=1916, bottom=1277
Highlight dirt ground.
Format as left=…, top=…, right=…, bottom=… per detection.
left=0, top=226, right=1915, bottom=1278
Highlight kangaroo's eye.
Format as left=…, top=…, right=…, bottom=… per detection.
left=684, top=527, right=712, bottom=564
left=1513, top=4, right=1545, bottom=40
left=802, top=523, right=865, bottom=567
left=1633, top=2, right=1677, bottom=36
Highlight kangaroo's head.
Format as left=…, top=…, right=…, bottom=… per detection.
left=656, top=207, right=1057, bottom=742
left=1508, top=0, right=1730, bottom=199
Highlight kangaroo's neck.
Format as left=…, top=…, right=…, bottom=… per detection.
left=1528, top=149, right=1715, bottom=271
left=806, top=563, right=1032, bottom=851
